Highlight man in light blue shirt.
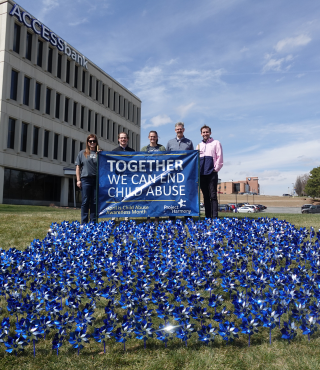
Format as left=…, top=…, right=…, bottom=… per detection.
left=166, top=122, right=194, bottom=151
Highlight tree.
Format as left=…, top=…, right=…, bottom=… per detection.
left=294, top=174, right=310, bottom=196
left=304, top=166, right=320, bottom=198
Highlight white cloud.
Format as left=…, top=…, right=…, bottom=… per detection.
left=176, top=102, right=195, bottom=118
left=42, top=0, right=59, bottom=9
left=240, top=47, right=249, bottom=53
left=262, top=54, right=293, bottom=73
left=296, top=73, right=305, bottom=78
left=69, top=18, right=88, bottom=26
left=144, top=114, right=172, bottom=128
left=274, top=35, right=311, bottom=52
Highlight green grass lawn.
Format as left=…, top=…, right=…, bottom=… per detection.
left=0, top=205, right=319, bottom=370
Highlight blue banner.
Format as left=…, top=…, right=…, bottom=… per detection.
left=98, top=151, right=199, bottom=218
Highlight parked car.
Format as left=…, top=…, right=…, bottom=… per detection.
left=246, top=205, right=258, bottom=212
left=302, top=205, right=320, bottom=214
left=283, top=194, right=291, bottom=197
left=256, top=204, right=267, bottom=210
left=237, top=206, right=255, bottom=213
left=301, top=204, right=312, bottom=212
left=218, top=204, right=232, bottom=212
left=200, top=202, right=204, bottom=209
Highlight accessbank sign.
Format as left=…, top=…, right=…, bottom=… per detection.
left=9, top=4, right=88, bottom=69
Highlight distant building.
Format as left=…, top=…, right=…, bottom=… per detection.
left=0, top=1, right=141, bottom=206
left=219, top=177, right=259, bottom=194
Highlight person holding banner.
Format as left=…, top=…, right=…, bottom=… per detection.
left=75, top=134, right=99, bottom=224
left=112, top=132, right=135, bottom=152
left=166, top=122, right=194, bottom=151
left=166, top=122, right=194, bottom=221
left=197, top=125, right=223, bottom=219
left=141, top=131, right=165, bottom=223
left=141, top=131, right=166, bottom=152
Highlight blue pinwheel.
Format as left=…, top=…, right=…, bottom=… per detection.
left=240, top=315, right=260, bottom=346
left=68, top=325, right=90, bottom=355
left=300, top=315, right=317, bottom=341
left=176, top=320, right=195, bottom=346
left=218, top=321, right=239, bottom=342
left=281, top=321, right=298, bottom=342
left=134, top=320, right=153, bottom=348
left=5, top=335, right=28, bottom=355
left=197, top=324, right=217, bottom=345
left=155, top=323, right=178, bottom=347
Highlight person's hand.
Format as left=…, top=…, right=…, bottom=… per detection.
left=77, top=180, right=82, bottom=189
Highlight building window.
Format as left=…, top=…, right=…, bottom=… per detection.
left=82, top=70, right=85, bottom=93
left=108, top=88, right=111, bottom=108
left=63, top=136, right=68, bottom=162
left=64, top=97, right=69, bottom=122
left=25, top=32, right=32, bottom=61
left=35, top=82, right=41, bottom=110
left=113, top=121, right=116, bottom=142
left=33, top=126, right=39, bottom=155
left=107, top=119, right=110, bottom=140
left=66, top=59, right=70, bottom=84
left=13, top=23, right=21, bottom=53
left=23, top=76, right=30, bottom=106
left=53, top=133, right=59, bottom=160
left=113, top=91, right=116, bottom=111
left=7, top=118, right=16, bottom=149
left=37, top=40, right=43, bottom=67
left=124, top=99, right=126, bottom=118
left=101, top=117, right=104, bottom=138
left=47, top=47, right=53, bottom=73
left=55, top=93, right=60, bottom=119
left=88, top=110, right=91, bottom=132
left=20, top=122, right=28, bottom=152
left=74, top=65, right=78, bottom=88
left=43, top=130, right=49, bottom=157
left=89, top=75, right=92, bottom=97
left=79, top=142, right=83, bottom=151
left=81, top=106, right=84, bottom=129
left=71, top=139, right=76, bottom=163
left=73, top=102, right=77, bottom=126
left=57, top=54, right=62, bottom=79
left=10, top=70, right=18, bottom=101
left=4, top=168, right=61, bottom=202
left=46, top=88, right=51, bottom=115
left=94, top=113, right=97, bottom=134
left=102, top=84, right=105, bottom=104
left=96, top=80, right=99, bottom=101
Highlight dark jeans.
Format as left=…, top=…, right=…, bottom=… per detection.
left=81, top=177, right=96, bottom=224
left=200, top=172, right=218, bottom=218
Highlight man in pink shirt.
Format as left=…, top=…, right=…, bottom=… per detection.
left=197, top=125, right=223, bottom=218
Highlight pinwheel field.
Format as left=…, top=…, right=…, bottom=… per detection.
left=0, top=205, right=320, bottom=370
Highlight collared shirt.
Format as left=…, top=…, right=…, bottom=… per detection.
left=197, top=137, right=223, bottom=175
left=112, top=145, right=135, bottom=152
left=166, top=136, right=194, bottom=151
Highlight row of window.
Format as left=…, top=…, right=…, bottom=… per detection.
left=7, top=117, right=140, bottom=163
left=10, top=69, right=139, bottom=144
left=7, top=117, right=83, bottom=162
left=12, top=22, right=140, bottom=125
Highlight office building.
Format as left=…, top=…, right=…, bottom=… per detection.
left=0, top=1, right=141, bottom=206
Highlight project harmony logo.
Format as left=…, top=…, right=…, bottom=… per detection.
left=164, top=199, right=191, bottom=215
left=10, top=4, right=88, bottom=69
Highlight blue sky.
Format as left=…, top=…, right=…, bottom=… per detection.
left=17, top=0, right=320, bottom=195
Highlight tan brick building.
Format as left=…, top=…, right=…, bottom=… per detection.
left=219, top=177, right=259, bottom=194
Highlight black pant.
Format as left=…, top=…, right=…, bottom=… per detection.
left=200, top=172, right=218, bottom=218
